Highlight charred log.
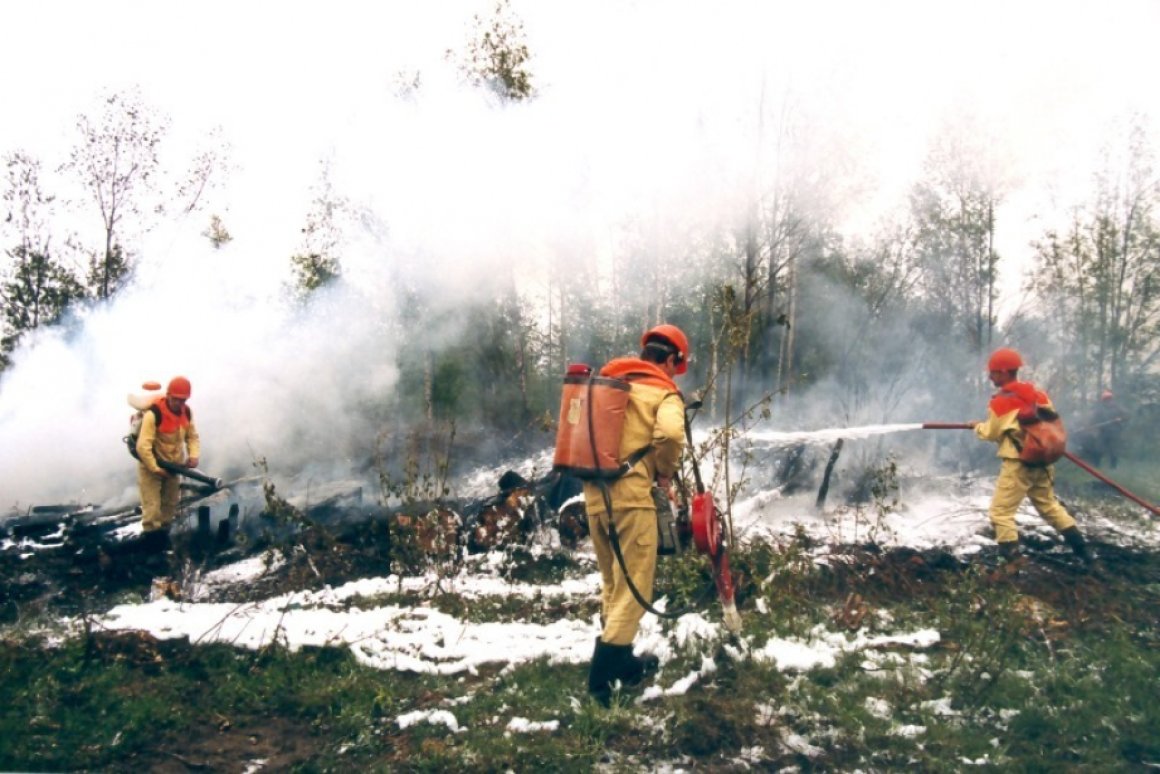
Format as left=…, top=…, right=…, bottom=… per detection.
left=815, top=439, right=845, bottom=512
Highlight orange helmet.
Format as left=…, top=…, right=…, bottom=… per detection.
left=987, top=348, right=1023, bottom=373
left=641, top=324, right=689, bottom=375
left=167, top=376, right=192, bottom=399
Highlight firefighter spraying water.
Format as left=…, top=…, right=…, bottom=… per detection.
left=920, top=348, right=1159, bottom=564
left=742, top=347, right=1158, bottom=564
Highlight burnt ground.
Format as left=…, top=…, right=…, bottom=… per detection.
left=2, top=496, right=1159, bottom=771
left=4, top=498, right=1157, bottom=630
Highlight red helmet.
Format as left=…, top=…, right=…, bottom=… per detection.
left=987, top=348, right=1023, bottom=372
left=641, top=324, right=689, bottom=375
left=167, top=376, right=192, bottom=399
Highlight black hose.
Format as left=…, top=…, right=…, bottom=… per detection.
left=585, top=380, right=713, bottom=620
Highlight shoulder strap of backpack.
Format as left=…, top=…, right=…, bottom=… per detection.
left=612, top=379, right=684, bottom=479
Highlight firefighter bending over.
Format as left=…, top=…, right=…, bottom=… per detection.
left=971, top=348, right=1092, bottom=568
left=584, top=324, right=688, bottom=706
left=135, top=376, right=201, bottom=557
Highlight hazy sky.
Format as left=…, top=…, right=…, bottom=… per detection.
left=3, top=2, right=1157, bottom=296
left=2, top=0, right=1159, bottom=507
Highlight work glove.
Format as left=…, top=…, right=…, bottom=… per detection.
left=187, top=457, right=200, bottom=469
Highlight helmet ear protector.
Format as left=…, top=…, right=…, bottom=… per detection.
left=641, top=324, right=690, bottom=375
left=643, top=336, right=685, bottom=370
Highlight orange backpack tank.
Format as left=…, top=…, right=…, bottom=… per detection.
left=552, top=364, right=637, bottom=480
left=1017, top=406, right=1067, bottom=466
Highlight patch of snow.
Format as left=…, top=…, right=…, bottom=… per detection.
left=640, top=655, right=716, bottom=701
left=396, top=708, right=463, bottom=733
left=920, top=697, right=961, bottom=717
left=759, top=637, right=839, bottom=671
left=108, top=522, right=144, bottom=541
left=780, top=729, right=824, bottom=757
left=739, top=746, right=766, bottom=762
left=505, top=717, right=559, bottom=734
left=669, top=613, right=719, bottom=650
left=754, top=624, right=940, bottom=672
left=442, top=694, right=474, bottom=706
left=200, top=552, right=284, bottom=588
left=865, top=697, right=892, bottom=719
left=90, top=596, right=598, bottom=675
left=890, top=724, right=926, bottom=737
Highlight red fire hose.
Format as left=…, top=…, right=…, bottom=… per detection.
left=922, top=422, right=1160, bottom=517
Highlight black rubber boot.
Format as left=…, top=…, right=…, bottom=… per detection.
left=139, top=529, right=172, bottom=576
left=617, top=647, right=660, bottom=687
left=587, top=638, right=619, bottom=707
left=588, top=639, right=660, bottom=706
left=139, top=528, right=170, bottom=555
left=1060, top=526, right=1094, bottom=567
left=989, top=540, right=1025, bottom=580
left=998, top=540, right=1021, bottom=561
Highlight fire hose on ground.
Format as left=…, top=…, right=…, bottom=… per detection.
left=921, top=422, right=1160, bottom=518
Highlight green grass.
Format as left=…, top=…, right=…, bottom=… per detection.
left=1055, top=455, right=1160, bottom=504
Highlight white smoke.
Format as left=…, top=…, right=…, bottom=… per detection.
left=2, top=1, right=1159, bottom=508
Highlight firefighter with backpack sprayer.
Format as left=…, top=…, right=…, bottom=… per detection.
left=134, top=376, right=201, bottom=561
left=971, top=348, right=1093, bottom=571
left=579, top=324, right=689, bottom=706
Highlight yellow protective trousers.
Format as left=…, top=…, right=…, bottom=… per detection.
left=588, top=506, right=657, bottom=646
left=988, top=459, right=1076, bottom=545
left=137, top=465, right=182, bottom=532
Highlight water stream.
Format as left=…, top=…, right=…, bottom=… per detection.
left=743, top=423, right=925, bottom=448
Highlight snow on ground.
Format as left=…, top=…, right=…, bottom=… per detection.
left=199, top=552, right=285, bottom=588
left=82, top=557, right=943, bottom=690
left=35, top=423, right=1160, bottom=720
left=752, top=625, right=940, bottom=672
left=735, top=474, right=1159, bottom=556
left=95, top=591, right=596, bottom=675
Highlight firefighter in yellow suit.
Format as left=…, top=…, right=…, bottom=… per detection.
left=972, top=348, right=1091, bottom=567
left=583, top=324, right=688, bottom=706
left=135, top=376, right=201, bottom=555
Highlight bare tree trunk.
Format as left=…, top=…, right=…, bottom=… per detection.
left=423, top=350, right=434, bottom=423
left=546, top=274, right=554, bottom=400
left=986, top=202, right=995, bottom=348
left=781, top=246, right=798, bottom=396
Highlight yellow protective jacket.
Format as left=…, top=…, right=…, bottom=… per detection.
left=974, top=380, right=1053, bottom=460
left=583, top=358, right=685, bottom=516
left=136, top=398, right=200, bottom=475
